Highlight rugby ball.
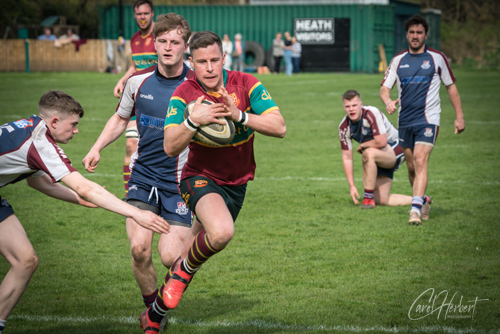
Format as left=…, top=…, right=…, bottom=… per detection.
left=184, top=100, right=235, bottom=147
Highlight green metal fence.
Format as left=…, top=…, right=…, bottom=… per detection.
left=99, top=3, right=428, bottom=72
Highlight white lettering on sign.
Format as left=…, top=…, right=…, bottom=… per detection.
left=294, top=18, right=335, bottom=45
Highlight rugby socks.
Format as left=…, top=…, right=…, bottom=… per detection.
left=0, top=318, right=5, bottom=334
left=411, top=196, right=424, bottom=215
left=363, top=189, right=375, bottom=200
left=123, top=164, right=130, bottom=195
left=182, top=230, right=221, bottom=275
left=148, top=291, right=168, bottom=324
left=142, top=289, right=158, bottom=307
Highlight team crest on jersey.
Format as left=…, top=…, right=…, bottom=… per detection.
left=229, top=93, right=240, bottom=107
left=175, top=202, right=189, bottom=215
left=424, top=127, right=434, bottom=137
left=13, top=118, right=34, bottom=129
left=145, top=37, right=152, bottom=46
left=421, top=61, right=431, bottom=70
left=194, top=180, right=208, bottom=188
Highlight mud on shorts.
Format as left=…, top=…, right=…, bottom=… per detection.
left=0, top=195, right=15, bottom=223
left=180, top=176, right=247, bottom=223
left=126, top=181, right=193, bottom=227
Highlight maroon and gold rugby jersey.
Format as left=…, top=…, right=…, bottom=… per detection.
left=165, top=70, right=279, bottom=186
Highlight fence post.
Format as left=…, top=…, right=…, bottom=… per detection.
left=25, top=39, right=30, bottom=73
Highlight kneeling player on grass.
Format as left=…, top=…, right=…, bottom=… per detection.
left=0, top=90, right=169, bottom=334
left=161, top=31, right=286, bottom=311
left=338, top=90, right=430, bottom=211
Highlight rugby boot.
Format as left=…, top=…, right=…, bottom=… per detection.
left=139, top=308, right=160, bottom=334
left=361, top=198, right=376, bottom=209
left=409, top=211, right=422, bottom=225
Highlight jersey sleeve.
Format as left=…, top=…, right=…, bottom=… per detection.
left=365, top=106, right=387, bottom=136
left=28, top=133, right=76, bottom=183
left=338, top=117, right=352, bottom=151
left=164, top=91, right=187, bottom=129
left=248, top=78, right=279, bottom=115
left=116, top=76, right=137, bottom=118
left=434, top=51, right=456, bottom=87
left=381, top=56, right=399, bottom=89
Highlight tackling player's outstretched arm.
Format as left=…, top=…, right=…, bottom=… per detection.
left=82, top=113, right=130, bottom=173
left=60, top=172, right=170, bottom=234
left=27, top=174, right=97, bottom=208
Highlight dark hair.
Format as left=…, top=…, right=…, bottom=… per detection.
left=189, top=31, right=223, bottom=55
left=133, top=0, right=153, bottom=10
left=153, top=13, right=191, bottom=43
left=404, top=14, right=429, bottom=34
left=38, top=90, right=84, bottom=118
left=342, top=89, right=361, bottom=101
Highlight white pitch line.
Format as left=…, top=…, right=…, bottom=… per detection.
left=10, top=314, right=496, bottom=333
left=84, top=173, right=499, bottom=185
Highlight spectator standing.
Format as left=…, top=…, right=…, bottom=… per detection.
left=222, top=34, right=233, bottom=71
left=233, top=33, right=245, bottom=72
left=283, top=31, right=293, bottom=76
left=272, top=32, right=284, bottom=74
left=291, top=36, right=302, bottom=74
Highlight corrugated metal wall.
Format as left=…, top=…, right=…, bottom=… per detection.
left=99, top=4, right=396, bottom=72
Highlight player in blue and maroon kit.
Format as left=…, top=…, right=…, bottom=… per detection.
left=83, top=13, right=194, bottom=333
left=162, top=31, right=286, bottom=311
left=338, top=90, right=414, bottom=209
left=0, top=91, right=168, bottom=334
left=380, top=14, right=465, bottom=225
left=114, top=0, right=159, bottom=196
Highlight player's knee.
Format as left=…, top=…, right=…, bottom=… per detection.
left=16, top=252, right=39, bottom=275
left=362, top=148, right=376, bottom=162
left=414, top=155, right=428, bottom=171
left=130, top=243, right=152, bottom=264
left=209, top=228, right=234, bottom=250
left=125, top=138, right=138, bottom=156
left=159, top=250, right=178, bottom=269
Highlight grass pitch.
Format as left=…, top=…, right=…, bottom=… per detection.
left=0, top=69, right=499, bottom=333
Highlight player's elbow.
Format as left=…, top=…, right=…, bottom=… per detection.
left=274, top=123, right=287, bottom=138
left=72, top=180, right=96, bottom=202
left=164, top=142, right=180, bottom=158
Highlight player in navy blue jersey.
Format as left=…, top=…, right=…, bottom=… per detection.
left=82, top=13, right=195, bottom=333
left=0, top=90, right=169, bottom=334
left=380, top=14, right=465, bottom=225
left=339, top=90, right=413, bottom=209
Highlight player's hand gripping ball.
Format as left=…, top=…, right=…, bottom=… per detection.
left=184, top=100, right=236, bottom=147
